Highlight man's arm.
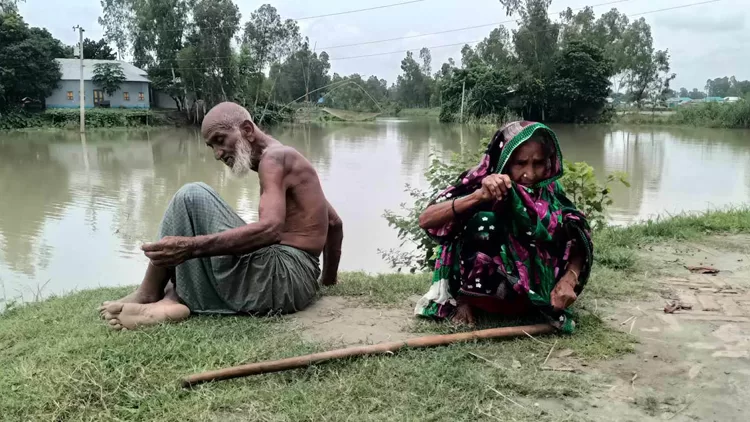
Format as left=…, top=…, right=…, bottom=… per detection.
left=321, top=201, right=343, bottom=286
left=192, top=150, right=287, bottom=258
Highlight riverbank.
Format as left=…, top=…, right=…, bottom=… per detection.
left=615, top=100, right=750, bottom=129
left=2, top=209, right=749, bottom=420
left=0, top=108, right=182, bottom=130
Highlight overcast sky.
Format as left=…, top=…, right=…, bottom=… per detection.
left=18, top=0, right=749, bottom=91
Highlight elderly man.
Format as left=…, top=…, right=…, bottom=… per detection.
left=99, top=102, right=343, bottom=330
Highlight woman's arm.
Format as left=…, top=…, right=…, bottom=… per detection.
left=418, top=174, right=512, bottom=230
left=418, top=190, right=483, bottom=230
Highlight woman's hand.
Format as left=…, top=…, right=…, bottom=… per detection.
left=550, top=271, right=578, bottom=311
left=475, top=174, right=512, bottom=202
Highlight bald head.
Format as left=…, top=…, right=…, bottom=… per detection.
left=201, top=102, right=254, bottom=139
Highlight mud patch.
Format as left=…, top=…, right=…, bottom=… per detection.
left=292, top=296, right=414, bottom=346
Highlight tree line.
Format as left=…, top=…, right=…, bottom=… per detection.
left=2, top=0, right=749, bottom=124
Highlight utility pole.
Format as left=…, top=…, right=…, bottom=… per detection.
left=459, top=80, right=466, bottom=123
left=73, top=25, right=85, bottom=133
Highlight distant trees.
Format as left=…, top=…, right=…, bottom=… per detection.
left=0, top=10, right=63, bottom=111
left=98, top=2, right=331, bottom=119
left=705, top=77, right=750, bottom=98
left=82, top=38, right=117, bottom=60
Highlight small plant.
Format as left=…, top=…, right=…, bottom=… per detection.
left=560, top=161, right=630, bottom=230
left=92, top=63, right=126, bottom=98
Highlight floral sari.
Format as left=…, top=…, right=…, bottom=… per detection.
left=414, top=121, right=593, bottom=332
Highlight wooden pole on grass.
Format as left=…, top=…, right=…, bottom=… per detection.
left=181, top=323, right=555, bottom=388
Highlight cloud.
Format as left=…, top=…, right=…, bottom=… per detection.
left=654, top=12, right=745, bottom=32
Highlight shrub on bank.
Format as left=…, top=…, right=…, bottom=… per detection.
left=671, top=98, right=750, bottom=128
left=0, top=108, right=172, bottom=130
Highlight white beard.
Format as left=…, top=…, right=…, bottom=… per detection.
left=230, top=139, right=253, bottom=177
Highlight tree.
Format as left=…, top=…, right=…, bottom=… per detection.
left=98, top=0, right=131, bottom=57
left=0, top=0, right=23, bottom=13
left=242, top=4, right=302, bottom=106
left=270, top=40, right=331, bottom=103
left=679, top=87, right=689, bottom=98
left=705, top=77, right=731, bottom=97
left=323, top=73, right=388, bottom=112
left=0, top=12, right=62, bottom=111
left=99, top=0, right=193, bottom=111
left=92, top=63, right=126, bottom=97
left=460, top=44, right=480, bottom=68
left=510, top=0, right=559, bottom=120
left=395, top=51, right=432, bottom=108
left=476, top=26, right=511, bottom=68
left=549, top=40, right=613, bottom=122
left=419, top=47, right=431, bottom=75
left=82, top=37, right=116, bottom=60
left=689, top=88, right=706, bottom=100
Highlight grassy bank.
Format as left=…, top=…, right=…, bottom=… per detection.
left=2, top=209, right=749, bottom=421
left=616, top=100, right=750, bottom=129
left=392, top=107, right=441, bottom=118
left=0, top=108, right=179, bottom=130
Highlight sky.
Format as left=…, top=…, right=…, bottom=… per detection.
left=18, top=0, right=750, bottom=91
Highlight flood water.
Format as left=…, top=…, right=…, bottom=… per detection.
left=1, top=120, right=749, bottom=301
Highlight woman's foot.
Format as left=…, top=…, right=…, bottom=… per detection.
left=100, top=300, right=190, bottom=331
left=451, top=302, right=477, bottom=326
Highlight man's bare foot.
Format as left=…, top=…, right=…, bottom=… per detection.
left=100, top=301, right=190, bottom=330
left=451, top=302, right=476, bottom=326
left=98, top=289, right=162, bottom=318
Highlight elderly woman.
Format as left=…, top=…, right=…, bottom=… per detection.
left=415, top=121, right=593, bottom=332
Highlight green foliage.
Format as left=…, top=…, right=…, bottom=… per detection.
left=395, top=51, right=433, bottom=108
left=92, top=63, right=126, bottom=97
left=81, top=37, right=116, bottom=60
left=705, top=76, right=750, bottom=98
left=0, top=108, right=171, bottom=130
left=549, top=40, right=614, bottom=123
left=323, top=73, right=389, bottom=112
left=0, top=11, right=63, bottom=111
left=559, top=161, right=630, bottom=230
left=670, top=98, right=750, bottom=128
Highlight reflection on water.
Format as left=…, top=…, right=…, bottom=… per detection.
left=1, top=121, right=749, bottom=299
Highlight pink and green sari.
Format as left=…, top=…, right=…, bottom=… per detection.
left=414, top=121, right=593, bottom=332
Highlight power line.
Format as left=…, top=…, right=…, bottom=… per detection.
left=292, top=0, right=425, bottom=21
left=318, top=0, right=630, bottom=50
left=53, top=0, right=721, bottom=71
left=327, top=0, right=723, bottom=61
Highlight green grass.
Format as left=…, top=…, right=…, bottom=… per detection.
left=1, top=285, right=617, bottom=421
left=3, top=209, right=750, bottom=421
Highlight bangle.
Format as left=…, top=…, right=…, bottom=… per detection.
left=568, top=268, right=579, bottom=282
left=452, top=198, right=458, bottom=216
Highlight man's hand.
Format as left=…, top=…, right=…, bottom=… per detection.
left=550, top=271, right=578, bottom=311
left=142, top=236, right=195, bottom=267
left=475, top=174, right=512, bottom=202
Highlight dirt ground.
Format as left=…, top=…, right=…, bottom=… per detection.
left=292, top=235, right=750, bottom=421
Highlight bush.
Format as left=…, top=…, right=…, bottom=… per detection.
left=381, top=146, right=628, bottom=271
left=0, top=108, right=171, bottom=130
left=560, top=161, right=629, bottom=230
left=671, top=99, right=750, bottom=128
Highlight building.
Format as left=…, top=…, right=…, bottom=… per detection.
left=724, top=97, right=741, bottom=103
left=666, top=97, right=693, bottom=108
left=703, top=96, right=725, bottom=103
left=46, top=59, right=150, bottom=109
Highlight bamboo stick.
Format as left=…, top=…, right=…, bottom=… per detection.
left=181, top=323, right=555, bottom=388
